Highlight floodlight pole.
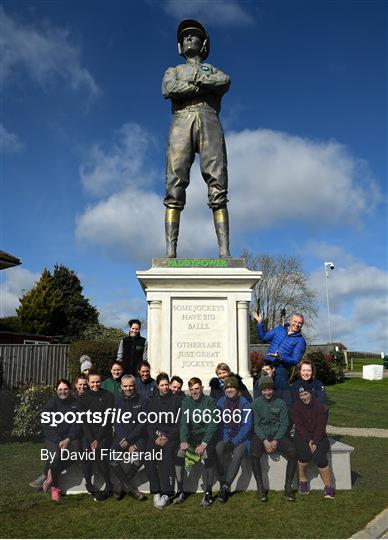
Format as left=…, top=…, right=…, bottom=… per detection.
left=324, top=262, right=334, bottom=344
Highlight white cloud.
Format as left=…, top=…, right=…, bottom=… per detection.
left=99, top=298, right=147, bottom=330
left=1, top=7, right=100, bottom=97
left=79, top=123, right=156, bottom=198
left=76, top=125, right=381, bottom=263
left=309, top=252, right=388, bottom=352
left=227, top=129, right=380, bottom=232
left=0, top=267, right=40, bottom=316
left=0, top=124, right=23, bottom=153
left=163, top=0, right=254, bottom=26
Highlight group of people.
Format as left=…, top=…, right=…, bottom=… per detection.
left=30, top=313, right=334, bottom=507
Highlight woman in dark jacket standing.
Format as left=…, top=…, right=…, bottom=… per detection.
left=41, top=379, right=81, bottom=501
left=291, top=382, right=334, bottom=499
left=145, top=373, right=181, bottom=509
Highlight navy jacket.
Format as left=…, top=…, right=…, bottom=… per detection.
left=257, top=322, right=306, bottom=367
left=135, top=377, right=156, bottom=399
left=41, top=394, right=80, bottom=443
left=113, top=391, right=148, bottom=449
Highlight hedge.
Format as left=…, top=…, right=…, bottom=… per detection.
left=68, top=340, right=118, bottom=381
left=12, top=383, right=55, bottom=440
left=250, top=348, right=345, bottom=385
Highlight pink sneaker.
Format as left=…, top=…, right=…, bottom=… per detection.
left=51, top=486, right=61, bottom=502
left=42, top=470, right=52, bottom=493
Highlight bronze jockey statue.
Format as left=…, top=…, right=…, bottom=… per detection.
left=162, top=19, right=231, bottom=258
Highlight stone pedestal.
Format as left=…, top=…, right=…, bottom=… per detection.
left=136, top=258, right=261, bottom=388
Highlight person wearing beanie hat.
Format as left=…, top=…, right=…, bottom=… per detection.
left=209, top=363, right=252, bottom=403
left=224, top=376, right=239, bottom=390
left=258, top=374, right=274, bottom=391
left=253, top=362, right=292, bottom=406
left=251, top=376, right=297, bottom=502
left=79, top=355, right=93, bottom=375
left=215, top=376, right=252, bottom=503
left=291, top=382, right=334, bottom=499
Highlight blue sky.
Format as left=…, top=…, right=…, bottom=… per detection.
left=1, top=0, right=387, bottom=353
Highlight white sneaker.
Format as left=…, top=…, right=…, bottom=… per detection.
left=159, top=494, right=170, bottom=508
left=153, top=493, right=162, bottom=508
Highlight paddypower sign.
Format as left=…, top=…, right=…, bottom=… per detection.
left=152, top=258, right=245, bottom=268
left=168, top=259, right=229, bottom=268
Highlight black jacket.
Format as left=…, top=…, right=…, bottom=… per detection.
left=121, top=335, right=146, bottom=376
left=146, top=390, right=181, bottom=442
left=41, top=394, right=80, bottom=443
left=113, top=391, right=148, bottom=448
left=78, top=388, right=115, bottom=443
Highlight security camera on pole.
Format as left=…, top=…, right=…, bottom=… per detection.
left=324, top=261, right=335, bottom=344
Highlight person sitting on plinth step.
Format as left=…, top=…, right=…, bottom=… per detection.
left=145, top=373, right=182, bottom=509
left=209, top=362, right=252, bottom=402
left=173, top=377, right=218, bottom=508
left=215, top=376, right=252, bottom=503
left=101, top=360, right=123, bottom=395
left=250, top=374, right=297, bottom=502
left=291, top=382, right=334, bottom=499
left=78, top=369, right=115, bottom=501
left=30, top=374, right=88, bottom=491
left=40, top=379, right=82, bottom=502
left=109, top=374, right=147, bottom=502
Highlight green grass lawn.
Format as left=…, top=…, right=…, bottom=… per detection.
left=347, top=357, right=384, bottom=372
left=1, top=438, right=388, bottom=539
left=326, top=378, right=388, bottom=429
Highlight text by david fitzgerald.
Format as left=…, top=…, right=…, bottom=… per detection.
left=41, top=448, right=162, bottom=465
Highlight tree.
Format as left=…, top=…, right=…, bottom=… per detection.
left=16, top=264, right=99, bottom=341
left=80, top=323, right=126, bottom=342
left=16, top=269, right=64, bottom=335
left=51, top=264, right=99, bottom=341
left=242, top=250, right=318, bottom=343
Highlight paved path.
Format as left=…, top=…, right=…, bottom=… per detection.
left=351, top=508, right=388, bottom=538
left=327, top=425, right=388, bottom=438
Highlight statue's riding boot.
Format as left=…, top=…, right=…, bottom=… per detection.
left=213, top=207, right=231, bottom=258
left=165, top=208, right=180, bottom=258
left=284, top=458, right=297, bottom=501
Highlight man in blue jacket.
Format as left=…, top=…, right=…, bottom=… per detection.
left=253, top=311, right=306, bottom=388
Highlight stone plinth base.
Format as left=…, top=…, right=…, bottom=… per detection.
left=61, top=438, right=353, bottom=494
left=136, top=258, right=261, bottom=388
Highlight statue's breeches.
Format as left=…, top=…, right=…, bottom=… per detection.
left=164, top=106, right=228, bottom=210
